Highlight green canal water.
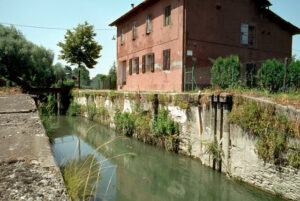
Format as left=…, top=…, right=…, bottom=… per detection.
left=51, top=116, right=283, bottom=201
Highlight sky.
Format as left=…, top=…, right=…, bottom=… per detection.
left=0, top=0, right=299, bottom=78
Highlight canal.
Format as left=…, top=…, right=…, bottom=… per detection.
left=51, top=116, right=283, bottom=201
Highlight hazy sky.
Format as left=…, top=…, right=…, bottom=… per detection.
left=0, top=0, right=299, bottom=78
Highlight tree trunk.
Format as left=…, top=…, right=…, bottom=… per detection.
left=78, top=64, right=81, bottom=89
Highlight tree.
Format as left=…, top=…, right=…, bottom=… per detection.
left=73, top=67, right=90, bottom=86
left=108, top=62, right=117, bottom=89
left=52, top=63, right=66, bottom=84
left=58, top=21, right=102, bottom=88
left=0, top=25, right=55, bottom=90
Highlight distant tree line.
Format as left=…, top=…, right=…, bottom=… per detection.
left=0, top=24, right=116, bottom=91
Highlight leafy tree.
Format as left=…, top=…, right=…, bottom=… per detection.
left=52, top=63, right=66, bottom=84
left=211, top=55, right=242, bottom=89
left=73, top=67, right=90, bottom=86
left=58, top=21, right=102, bottom=88
left=257, top=59, right=284, bottom=92
left=0, top=25, right=55, bottom=90
left=108, top=62, right=117, bottom=89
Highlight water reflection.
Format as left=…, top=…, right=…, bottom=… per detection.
left=51, top=116, right=283, bottom=201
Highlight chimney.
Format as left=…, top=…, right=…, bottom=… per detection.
left=131, top=4, right=134, bottom=8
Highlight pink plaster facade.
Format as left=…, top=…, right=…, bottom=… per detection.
left=111, top=0, right=299, bottom=92
left=115, top=0, right=184, bottom=92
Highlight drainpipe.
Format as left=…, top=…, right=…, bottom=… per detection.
left=182, top=0, right=187, bottom=92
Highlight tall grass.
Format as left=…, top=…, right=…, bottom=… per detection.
left=61, top=136, right=135, bottom=200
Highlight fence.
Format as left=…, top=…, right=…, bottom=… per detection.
left=90, top=77, right=111, bottom=90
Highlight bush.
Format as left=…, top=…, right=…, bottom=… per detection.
left=152, top=109, right=179, bottom=137
left=287, top=59, right=300, bottom=89
left=211, top=55, right=242, bottom=89
left=257, top=59, right=285, bottom=92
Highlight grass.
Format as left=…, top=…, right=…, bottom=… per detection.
left=61, top=137, right=135, bottom=200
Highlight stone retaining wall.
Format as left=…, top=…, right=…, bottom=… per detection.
left=0, top=94, right=69, bottom=201
left=73, top=90, right=300, bottom=200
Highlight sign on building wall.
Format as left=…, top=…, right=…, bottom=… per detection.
left=187, top=50, right=193, bottom=56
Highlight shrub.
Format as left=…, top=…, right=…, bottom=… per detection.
left=211, top=55, right=242, bottom=89
left=87, top=103, right=97, bottom=121
left=67, top=101, right=80, bottom=116
left=114, top=108, right=136, bottom=136
left=257, top=59, right=285, bottom=92
left=229, top=98, right=298, bottom=167
left=152, top=109, right=179, bottom=137
left=287, top=59, right=300, bottom=89
left=287, top=146, right=300, bottom=169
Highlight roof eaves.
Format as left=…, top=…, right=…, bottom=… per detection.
left=109, top=0, right=159, bottom=27
left=264, top=9, right=300, bottom=35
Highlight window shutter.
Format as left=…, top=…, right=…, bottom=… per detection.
left=129, top=59, right=132, bottom=75
left=167, top=49, right=170, bottom=70
left=163, top=50, right=167, bottom=70
left=146, top=15, right=151, bottom=34
left=118, top=62, right=122, bottom=85
left=241, top=23, right=249, bottom=45
left=132, top=22, right=136, bottom=40
left=136, top=57, right=139, bottom=74
left=151, top=53, right=155, bottom=72
left=121, top=28, right=125, bottom=45
left=142, top=55, right=146, bottom=73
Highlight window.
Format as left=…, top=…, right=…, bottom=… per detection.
left=146, top=15, right=152, bottom=34
left=164, top=6, right=171, bottom=26
left=118, top=61, right=126, bottom=85
left=241, top=23, right=255, bottom=45
left=129, top=57, right=139, bottom=75
left=163, top=49, right=171, bottom=70
left=121, top=28, right=125, bottom=45
left=142, top=53, right=155, bottom=73
left=132, top=22, right=137, bottom=40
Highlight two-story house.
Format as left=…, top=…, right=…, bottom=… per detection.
left=110, top=0, right=300, bottom=92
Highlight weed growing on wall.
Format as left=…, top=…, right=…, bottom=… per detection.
left=152, top=108, right=179, bottom=137
left=67, top=101, right=80, bottom=116
left=114, top=108, right=136, bottom=136
left=174, top=95, right=189, bottom=110
left=287, top=145, right=300, bottom=169
left=205, top=141, right=224, bottom=163
left=87, top=103, right=97, bottom=121
left=229, top=97, right=299, bottom=168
